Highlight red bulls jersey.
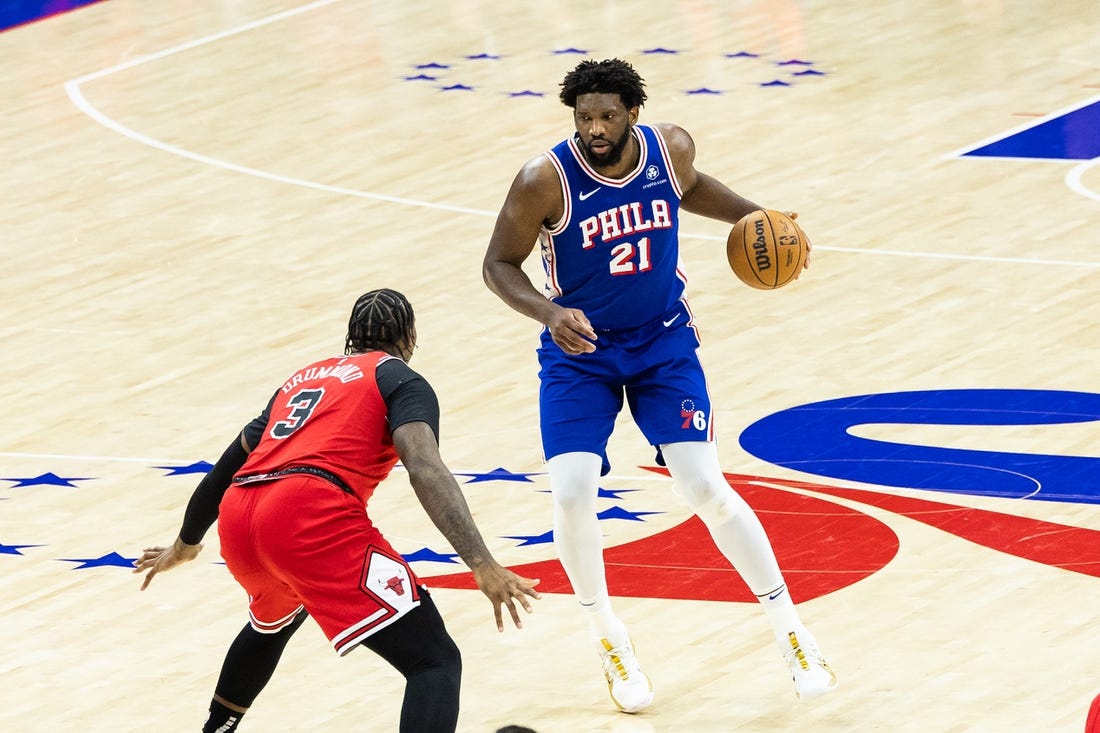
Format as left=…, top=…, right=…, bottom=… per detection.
left=236, top=351, right=399, bottom=505
left=540, top=124, right=686, bottom=330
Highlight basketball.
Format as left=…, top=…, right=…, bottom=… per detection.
left=726, top=209, right=808, bottom=290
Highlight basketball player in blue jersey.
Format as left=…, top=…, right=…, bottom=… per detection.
left=483, top=58, right=837, bottom=714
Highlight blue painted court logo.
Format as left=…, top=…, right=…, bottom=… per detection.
left=958, top=98, right=1100, bottom=161
left=740, top=389, right=1100, bottom=504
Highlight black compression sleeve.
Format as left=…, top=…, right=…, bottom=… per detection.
left=376, top=357, right=441, bottom=440
left=241, top=393, right=276, bottom=451
left=178, top=436, right=250, bottom=545
left=213, top=612, right=308, bottom=709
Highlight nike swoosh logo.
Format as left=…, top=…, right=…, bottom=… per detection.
left=768, top=587, right=786, bottom=601
left=663, top=314, right=681, bottom=327
left=579, top=188, right=601, bottom=201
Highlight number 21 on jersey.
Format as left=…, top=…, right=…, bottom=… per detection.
left=609, top=236, right=652, bottom=275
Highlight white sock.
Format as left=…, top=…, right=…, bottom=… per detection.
left=661, top=442, right=807, bottom=648
left=581, top=596, right=628, bottom=647
left=756, top=583, right=807, bottom=648
left=548, top=452, right=628, bottom=646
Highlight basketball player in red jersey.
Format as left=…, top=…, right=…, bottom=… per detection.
left=134, top=288, right=540, bottom=733
left=483, top=58, right=833, bottom=714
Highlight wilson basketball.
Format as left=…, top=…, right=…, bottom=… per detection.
left=727, top=209, right=808, bottom=290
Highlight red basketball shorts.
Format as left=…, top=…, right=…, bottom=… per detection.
left=218, top=475, right=422, bottom=656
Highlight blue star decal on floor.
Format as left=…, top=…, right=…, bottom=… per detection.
left=59, top=552, right=137, bottom=569
left=1, top=472, right=93, bottom=488
left=154, top=461, right=213, bottom=476
left=597, top=487, right=641, bottom=500
left=534, top=486, right=641, bottom=498
left=1, top=543, right=43, bottom=556
left=397, top=47, right=834, bottom=101
left=402, top=547, right=460, bottom=564
left=502, top=530, right=554, bottom=547
left=454, top=467, right=543, bottom=483
left=597, top=506, right=662, bottom=522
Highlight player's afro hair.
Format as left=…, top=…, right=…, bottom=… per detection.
left=559, top=58, right=647, bottom=110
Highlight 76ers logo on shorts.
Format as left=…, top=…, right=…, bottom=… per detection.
left=680, top=399, right=707, bottom=431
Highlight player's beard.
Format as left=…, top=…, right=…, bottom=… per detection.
left=585, top=126, right=632, bottom=168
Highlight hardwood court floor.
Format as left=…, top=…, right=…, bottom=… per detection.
left=2, top=1, right=1099, bottom=731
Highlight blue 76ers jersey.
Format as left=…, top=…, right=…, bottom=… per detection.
left=540, top=124, right=686, bottom=331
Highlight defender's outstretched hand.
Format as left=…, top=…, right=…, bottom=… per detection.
left=133, top=537, right=203, bottom=591
left=471, top=564, right=541, bottom=632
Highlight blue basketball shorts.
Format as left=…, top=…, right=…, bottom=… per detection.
left=537, top=301, right=715, bottom=474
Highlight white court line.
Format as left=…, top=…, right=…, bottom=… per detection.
left=0, top=451, right=678, bottom=483
left=1067, top=157, right=1100, bottom=203
left=0, top=451, right=193, bottom=464
left=64, top=0, right=486, bottom=218
left=66, top=0, right=345, bottom=84
left=63, top=1, right=1100, bottom=266
left=781, top=244, right=1100, bottom=268
left=682, top=233, right=1100, bottom=268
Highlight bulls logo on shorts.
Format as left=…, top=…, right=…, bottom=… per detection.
left=363, top=549, right=419, bottom=610
left=383, top=575, right=406, bottom=596
left=331, top=547, right=423, bottom=656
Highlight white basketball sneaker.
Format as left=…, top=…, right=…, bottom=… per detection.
left=784, top=629, right=838, bottom=700
left=597, top=636, right=654, bottom=713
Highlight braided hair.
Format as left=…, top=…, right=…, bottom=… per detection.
left=345, top=288, right=415, bottom=357
left=559, top=58, right=648, bottom=110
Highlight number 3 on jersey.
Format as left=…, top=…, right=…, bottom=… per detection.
left=271, top=388, right=325, bottom=438
left=609, top=236, right=652, bottom=275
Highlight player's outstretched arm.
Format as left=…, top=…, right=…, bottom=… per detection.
left=133, top=432, right=252, bottom=590
left=393, top=420, right=541, bottom=630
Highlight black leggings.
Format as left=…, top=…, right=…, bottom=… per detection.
left=214, top=590, right=462, bottom=733
left=363, top=591, right=463, bottom=732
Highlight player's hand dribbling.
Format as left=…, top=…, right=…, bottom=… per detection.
left=783, top=210, right=812, bottom=273
left=547, top=306, right=597, bottom=355
left=471, top=563, right=541, bottom=632
left=133, top=537, right=204, bottom=590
